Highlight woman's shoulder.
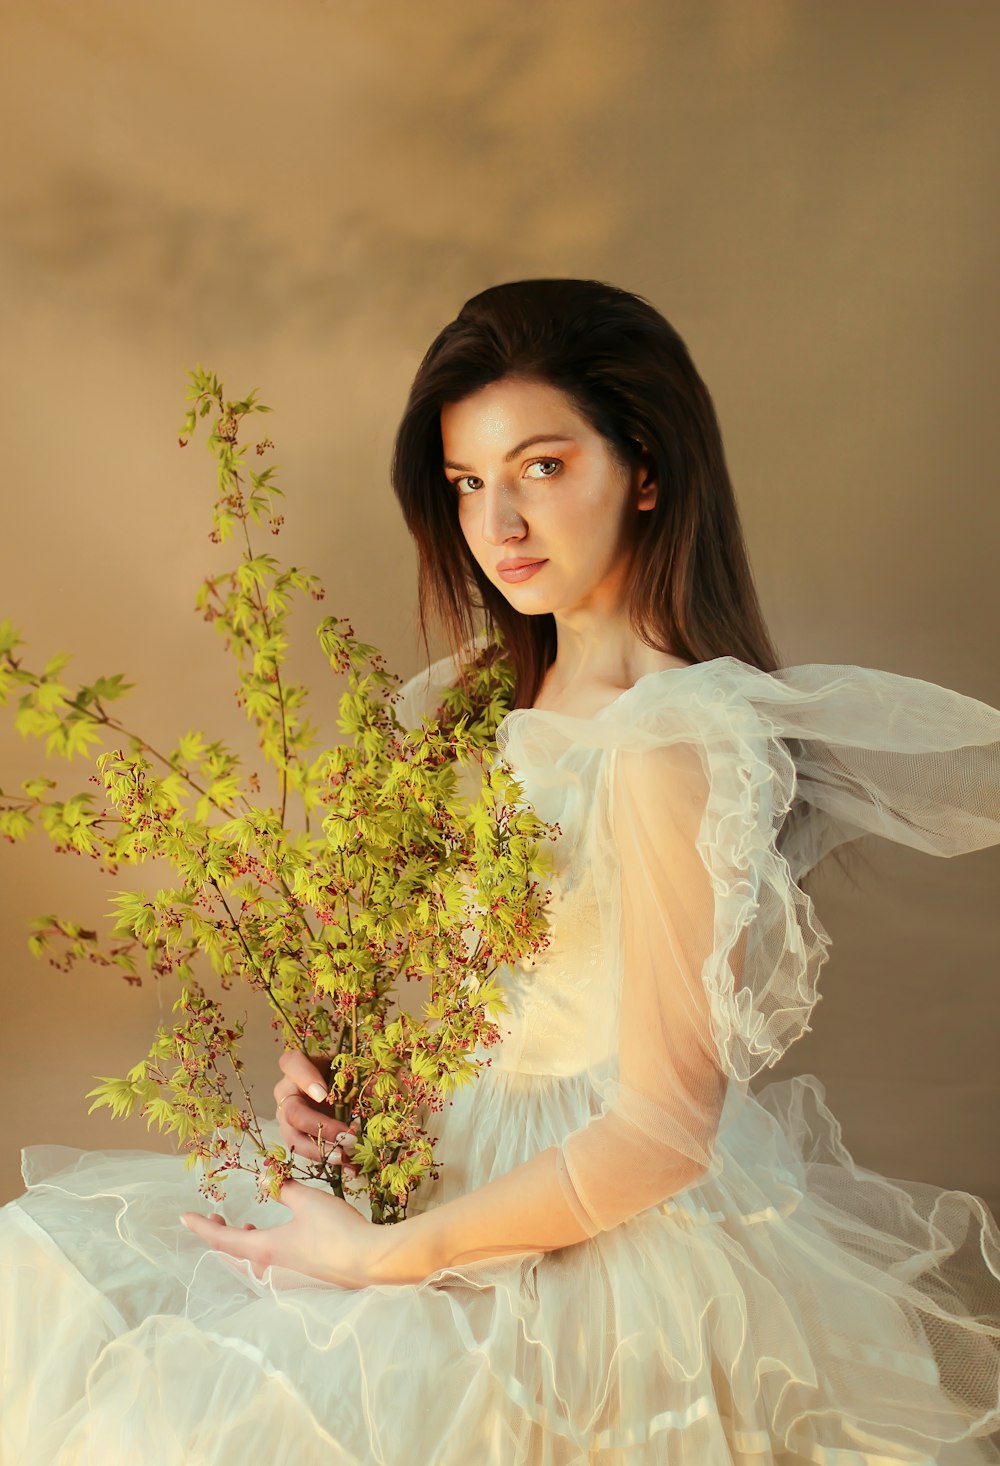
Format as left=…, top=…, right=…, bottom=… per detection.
left=393, top=635, right=491, bottom=731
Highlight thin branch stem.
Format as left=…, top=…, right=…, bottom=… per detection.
left=208, top=877, right=304, bottom=1046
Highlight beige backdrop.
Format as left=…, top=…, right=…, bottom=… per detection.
left=0, top=0, right=996, bottom=1215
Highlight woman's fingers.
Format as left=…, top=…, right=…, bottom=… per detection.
left=276, top=1090, right=360, bottom=1145
left=201, top=1214, right=258, bottom=1235
left=278, top=1095, right=338, bottom=1143
left=273, top=1052, right=365, bottom=1181
left=261, top=1051, right=358, bottom=1184
left=278, top=1048, right=331, bottom=1103
left=181, top=1211, right=269, bottom=1274
left=275, top=1096, right=360, bottom=1176
left=276, top=1123, right=359, bottom=1179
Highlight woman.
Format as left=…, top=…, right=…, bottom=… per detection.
left=2, top=278, right=998, bottom=1462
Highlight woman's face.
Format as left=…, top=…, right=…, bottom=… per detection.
left=440, top=375, right=656, bottom=618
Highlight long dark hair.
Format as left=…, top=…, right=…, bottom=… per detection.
left=390, top=278, right=861, bottom=894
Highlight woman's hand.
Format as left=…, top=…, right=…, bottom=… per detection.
left=180, top=1179, right=376, bottom=1288
left=180, top=1051, right=440, bottom=1287
left=273, top=1048, right=360, bottom=1182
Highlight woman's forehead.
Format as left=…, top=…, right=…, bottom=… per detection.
left=440, top=378, right=589, bottom=454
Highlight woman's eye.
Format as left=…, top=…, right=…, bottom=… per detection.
left=452, top=475, right=481, bottom=496
left=526, top=458, right=562, bottom=480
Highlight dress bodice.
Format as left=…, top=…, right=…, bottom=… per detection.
left=480, top=723, right=620, bottom=1077
left=492, top=848, right=615, bottom=1076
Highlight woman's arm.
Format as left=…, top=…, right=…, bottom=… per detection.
left=360, top=1137, right=711, bottom=1285
left=360, top=1146, right=592, bottom=1283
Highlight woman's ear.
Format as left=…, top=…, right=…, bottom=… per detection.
left=635, top=448, right=658, bottom=512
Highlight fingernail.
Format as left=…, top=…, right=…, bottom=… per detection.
left=307, top=1083, right=327, bottom=1103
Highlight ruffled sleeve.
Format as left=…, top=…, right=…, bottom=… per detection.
left=536, top=658, right=1000, bottom=1237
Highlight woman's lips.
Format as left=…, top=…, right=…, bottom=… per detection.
left=497, top=559, right=547, bottom=583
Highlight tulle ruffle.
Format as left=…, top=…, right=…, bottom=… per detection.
left=2, top=1066, right=998, bottom=1462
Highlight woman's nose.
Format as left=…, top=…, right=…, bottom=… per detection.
left=480, top=480, right=525, bottom=544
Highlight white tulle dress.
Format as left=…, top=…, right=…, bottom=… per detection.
left=2, top=649, right=999, bottom=1465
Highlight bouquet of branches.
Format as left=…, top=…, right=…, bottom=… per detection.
left=0, top=369, right=558, bottom=1225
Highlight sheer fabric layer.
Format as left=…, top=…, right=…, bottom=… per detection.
left=0, top=649, right=998, bottom=1464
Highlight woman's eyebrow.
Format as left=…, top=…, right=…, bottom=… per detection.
left=443, top=434, right=575, bottom=472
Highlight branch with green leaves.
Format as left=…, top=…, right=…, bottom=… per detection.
left=0, top=368, right=558, bottom=1224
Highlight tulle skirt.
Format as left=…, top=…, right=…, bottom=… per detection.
left=2, top=1065, right=998, bottom=1465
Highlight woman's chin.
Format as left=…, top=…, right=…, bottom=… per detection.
left=497, top=590, right=556, bottom=615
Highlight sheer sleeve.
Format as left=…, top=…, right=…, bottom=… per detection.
left=554, top=737, right=733, bottom=1236
left=546, top=658, right=1000, bottom=1239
